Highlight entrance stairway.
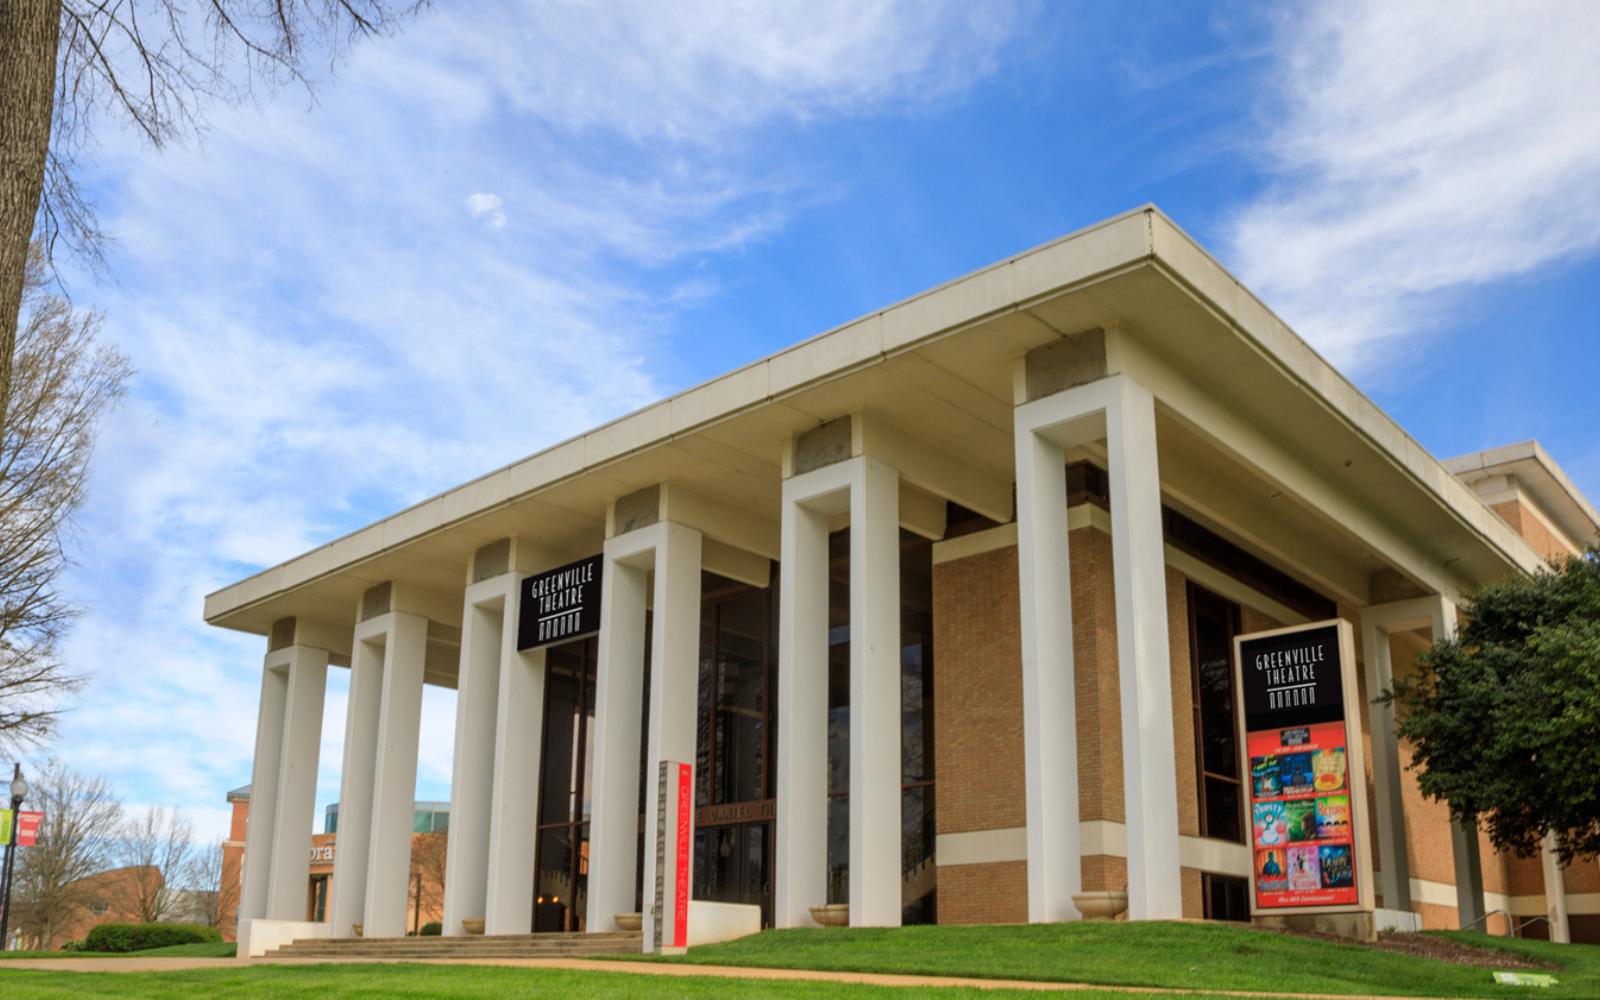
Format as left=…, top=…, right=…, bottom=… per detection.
left=265, top=930, right=643, bottom=961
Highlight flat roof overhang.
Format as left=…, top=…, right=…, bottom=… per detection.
left=204, top=206, right=1544, bottom=637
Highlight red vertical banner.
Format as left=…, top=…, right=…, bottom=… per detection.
left=674, top=762, right=692, bottom=948
left=16, top=812, right=41, bottom=847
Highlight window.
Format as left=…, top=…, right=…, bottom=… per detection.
left=823, top=527, right=938, bottom=924
left=693, top=570, right=778, bottom=926
left=1188, top=582, right=1243, bottom=843
left=533, top=637, right=600, bottom=933
left=1202, top=873, right=1250, bottom=921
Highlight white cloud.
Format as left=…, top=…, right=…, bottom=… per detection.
left=452, top=0, right=1024, bottom=143
left=1223, top=0, right=1600, bottom=371
left=51, top=0, right=1028, bottom=840
left=465, top=192, right=507, bottom=229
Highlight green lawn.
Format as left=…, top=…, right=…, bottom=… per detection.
left=652, top=921, right=1600, bottom=998
left=0, top=941, right=236, bottom=960
left=0, top=963, right=1222, bottom=999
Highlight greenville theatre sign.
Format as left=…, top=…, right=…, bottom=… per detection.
left=517, top=554, right=603, bottom=650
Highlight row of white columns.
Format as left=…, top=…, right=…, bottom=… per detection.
left=441, top=570, right=546, bottom=936
left=239, top=610, right=434, bottom=940
left=243, top=369, right=1572, bottom=943
left=1362, top=600, right=1571, bottom=941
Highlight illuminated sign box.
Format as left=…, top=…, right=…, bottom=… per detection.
left=1234, top=619, right=1375, bottom=920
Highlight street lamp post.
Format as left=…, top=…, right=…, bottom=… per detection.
left=0, top=765, right=26, bottom=951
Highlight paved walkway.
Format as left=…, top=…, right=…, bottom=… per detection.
left=0, top=954, right=1457, bottom=1000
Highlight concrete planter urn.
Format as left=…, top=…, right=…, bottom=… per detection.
left=809, top=903, right=849, bottom=927
left=614, top=912, right=643, bottom=932
left=1071, top=891, right=1129, bottom=921
left=352, top=922, right=364, bottom=938
left=462, top=918, right=485, bottom=935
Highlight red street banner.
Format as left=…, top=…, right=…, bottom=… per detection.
left=1234, top=619, right=1373, bottom=917
left=16, top=811, right=41, bottom=847
left=0, top=810, right=43, bottom=847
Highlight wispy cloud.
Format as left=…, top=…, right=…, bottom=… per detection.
left=54, top=0, right=1029, bottom=836
left=465, top=192, right=507, bottom=230
left=1223, top=0, right=1600, bottom=371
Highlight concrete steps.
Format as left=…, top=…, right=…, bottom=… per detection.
left=266, top=930, right=643, bottom=961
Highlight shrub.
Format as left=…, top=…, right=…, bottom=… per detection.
left=60, top=939, right=83, bottom=951
left=82, top=922, right=222, bottom=953
left=419, top=921, right=442, bottom=936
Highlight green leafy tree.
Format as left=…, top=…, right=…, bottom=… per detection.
left=1391, top=549, right=1600, bottom=863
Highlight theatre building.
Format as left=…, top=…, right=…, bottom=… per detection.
left=211, top=207, right=1600, bottom=950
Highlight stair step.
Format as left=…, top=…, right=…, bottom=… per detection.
left=263, top=931, right=645, bottom=962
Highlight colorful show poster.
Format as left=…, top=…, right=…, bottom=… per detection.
left=1251, top=756, right=1280, bottom=798
left=1287, top=845, right=1321, bottom=891
left=1316, top=795, right=1351, bottom=838
left=1279, top=753, right=1314, bottom=796
left=1284, top=799, right=1317, bottom=842
left=1253, top=801, right=1287, bottom=847
left=1238, top=622, right=1361, bottom=911
left=1256, top=849, right=1288, bottom=892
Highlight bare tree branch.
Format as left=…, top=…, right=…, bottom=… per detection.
left=0, top=244, right=128, bottom=750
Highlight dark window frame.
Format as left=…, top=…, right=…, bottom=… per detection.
left=1187, top=581, right=1245, bottom=844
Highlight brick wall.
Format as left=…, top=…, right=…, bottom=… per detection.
left=1490, top=499, right=1575, bottom=563
left=937, top=861, right=1028, bottom=925
left=932, top=543, right=1026, bottom=836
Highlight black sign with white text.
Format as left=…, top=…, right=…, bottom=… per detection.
left=516, top=555, right=603, bottom=650
left=1238, top=623, right=1344, bottom=731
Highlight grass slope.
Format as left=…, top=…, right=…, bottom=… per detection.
left=0, top=963, right=1225, bottom=999
left=659, top=921, right=1600, bottom=998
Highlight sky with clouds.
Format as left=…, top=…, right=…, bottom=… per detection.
left=31, top=0, right=1600, bottom=845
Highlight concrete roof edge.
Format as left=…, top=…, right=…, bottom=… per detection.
left=1444, top=440, right=1600, bottom=547
left=203, top=207, right=1160, bottom=620
left=1140, top=209, right=1547, bottom=580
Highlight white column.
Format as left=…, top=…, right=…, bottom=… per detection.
left=327, top=629, right=383, bottom=937
left=1359, top=611, right=1411, bottom=914
left=588, top=520, right=704, bottom=942
left=442, top=580, right=509, bottom=935
left=1012, top=374, right=1181, bottom=921
left=1427, top=598, right=1488, bottom=933
left=264, top=645, right=329, bottom=920
left=362, top=611, right=428, bottom=938
left=484, top=635, right=545, bottom=935
left=1105, top=378, right=1182, bottom=921
left=1542, top=836, right=1571, bottom=943
left=850, top=458, right=902, bottom=928
left=239, top=648, right=290, bottom=926
left=1452, top=819, right=1487, bottom=930
left=1360, top=593, right=1459, bottom=921
left=1013, top=401, right=1080, bottom=923
left=772, top=456, right=902, bottom=928
left=640, top=522, right=703, bottom=949
left=586, top=536, right=650, bottom=933
left=774, top=476, right=831, bottom=929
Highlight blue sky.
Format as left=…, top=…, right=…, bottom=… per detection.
left=38, top=0, right=1600, bottom=841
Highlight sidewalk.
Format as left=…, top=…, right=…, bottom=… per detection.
left=0, top=953, right=1458, bottom=1000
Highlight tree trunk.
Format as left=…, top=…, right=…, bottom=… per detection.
left=0, top=0, right=61, bottom=438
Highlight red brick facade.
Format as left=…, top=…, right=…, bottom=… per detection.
left=929, top=508, right=1592, bottom=936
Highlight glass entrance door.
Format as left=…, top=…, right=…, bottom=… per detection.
left=533, top=636, right=597, bottom=933
left=694, top=820, right=772, bottom=926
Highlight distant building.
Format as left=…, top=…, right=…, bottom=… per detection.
left=21, top=865, right=163, bottom=951
left=220, top=785, right=446, bottom=941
